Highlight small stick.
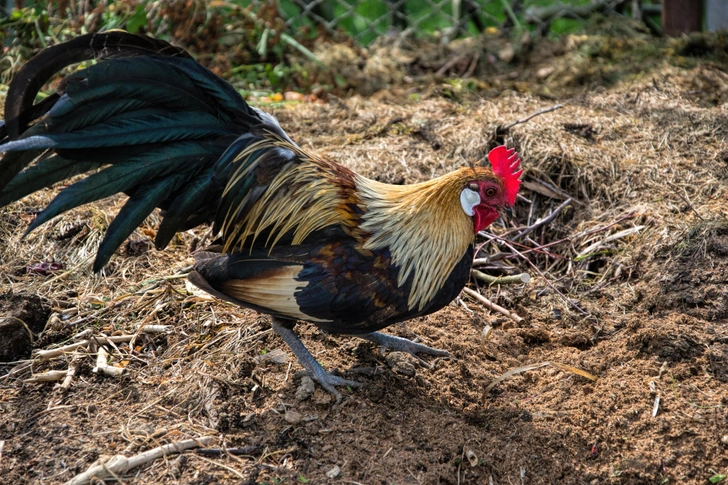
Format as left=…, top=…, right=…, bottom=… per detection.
left=25, top=370, right=68, bottom=383
left=35, top=330, right=161, bottom=360
left=196, top=446, right=258, bottom=457
left=488, top=235, right=590, bottom=316
left=97, top=333, right=123, bottom=357
left=93, top=346, right=124, bottom=377
left=473, top=253, right=511, bottom=265
left=59, top=351, right=82, bottom=390
left=512, top=198, right=572, bottom=241
left=652, top=393, right=661, bottom=418
left=457, top=297, right=475, bottom=315
left=462, top=287, right=525, bottom=324
left=483, top=361, right=597, bottom=396
left=470, top=269, right=530, bottom=285
left=138, top=325, right=172, bottom=333
left=669, top=182, right=704, bottom=222
left=498, top=104, right=564, bottom=133
left=132, top=268, right=192, bottom=295
left=65, top=436, right=213, bottom=485
left=34, top=337, right=125, bottom=360
left=0, top=361, right=32, bottom=381
left=463, top=51, right=480, bottom=78
left=436, top=52, right=467, bottom=77
left=484, top=232, right=566, bottom=260
left=71, top=328, right=93, bottom=341
left=494, top=212, right=637, bottom=262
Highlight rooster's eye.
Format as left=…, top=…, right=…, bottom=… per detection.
left=484, top=187, right=497, bottom=197
left=468, top=183, right=479, bottom=191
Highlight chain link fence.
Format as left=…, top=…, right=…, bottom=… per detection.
left=243, top=0, right=665, bottom=45
left=278, top=0, right=504, bottom=44
left=231, top=0, right=514, bottom=45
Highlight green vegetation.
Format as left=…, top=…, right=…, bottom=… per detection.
left=0, top=0, right=666, bottom=93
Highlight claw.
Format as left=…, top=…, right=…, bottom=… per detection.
left=272, top=318, right=360, bottom=402
left=308, top=369, right=361, bottom=403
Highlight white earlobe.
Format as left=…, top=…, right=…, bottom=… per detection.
left=460, top=188, right=480, bottom=216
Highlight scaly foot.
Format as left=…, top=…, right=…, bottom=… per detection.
left=354, top=331, right=450, bottom=357
left=272, top=319, right=360, bottom=402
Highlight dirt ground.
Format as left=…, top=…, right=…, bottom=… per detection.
left=1, top=31, right=728, bottom=485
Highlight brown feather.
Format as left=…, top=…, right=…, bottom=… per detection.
left=218, top=265, right=328, bottom=322
left=219, top=132, right=501, bottom=312
left=222, top=133, right=360, bottom=253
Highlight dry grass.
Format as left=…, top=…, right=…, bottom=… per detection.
left=1, top=55, right=728, bottom=484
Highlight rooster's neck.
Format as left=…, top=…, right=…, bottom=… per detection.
left=356, top=169, right=490, bottom=311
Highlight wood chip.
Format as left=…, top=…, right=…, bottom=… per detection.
left=325, top=465, right=341, bottom=479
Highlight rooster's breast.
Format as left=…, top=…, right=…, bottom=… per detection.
left=293, top=241, right=475, bottom=335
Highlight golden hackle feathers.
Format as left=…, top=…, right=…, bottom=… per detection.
left=221, top=133, right=359, bottom=253
left=358, top=167, right=498, bottom=311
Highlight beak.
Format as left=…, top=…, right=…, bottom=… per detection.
left=501, top=206, right=513, bottom=218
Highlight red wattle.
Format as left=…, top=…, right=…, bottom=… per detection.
left=473, top=206, right=498, bottom=233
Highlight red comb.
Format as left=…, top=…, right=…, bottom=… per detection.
left=488, top=145, right=522, bottom=206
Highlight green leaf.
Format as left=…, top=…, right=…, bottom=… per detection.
left=126, top=5, right=148, bottom=34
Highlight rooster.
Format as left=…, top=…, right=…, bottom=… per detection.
left=0, top=32, right=522, bottom=400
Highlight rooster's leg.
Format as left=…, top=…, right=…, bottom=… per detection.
left=272, top=318, right=361, bottom=402
left=355, top=332, right=450, bottom=357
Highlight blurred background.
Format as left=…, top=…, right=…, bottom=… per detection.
left=1, top=0, right=724, bottom=100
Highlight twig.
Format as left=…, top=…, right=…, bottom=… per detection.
left=473, top=253, right=512, bottom=265
left=34, top=337, right=126, bottom=360
left=0, top=361, right=33, bottom=381
left=512, top=198, right=572, bottom=241
left=576, top=225, right=645, bottom=258
left=196, top=446, right=258, bottom=457
left=463, top=51, right=480, bottom=78
left=59, top=351, right=82, bottom=390
left=25, top=370, right=68, bottom=383
left=436, top=52, right=467, bottom=77
left=138, top=325, right=172, bottom=333
left=457, top=297, right=475, bottom=315
left=132, top=266, right=193, bottom=295
left=280, top=33, right=326, bottom=68
left=497, top=212, right=636, bottom=262
left=498, top=104, right=564, bottom=133
left=93, top=346, right=124, bottom=377
left=652, top=393, right=661, bottom=418
left=192, top=453, right=246, bottom=479
left=481, top=232, right=590, bottom=316
left=71, top=328, right=94, bottom=341
left=462, top=287, right=525, bottom=324
left=500, top=0, right=522, bottom=31
left=669, top=182, right=704, bottom=222
left=484, top=232, right=565, bottom=260
left=470, top=270, right=530, bottom=286
left=65, top=436, right=213, bottom=485
left=35, top=329, right=162, bottom=360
